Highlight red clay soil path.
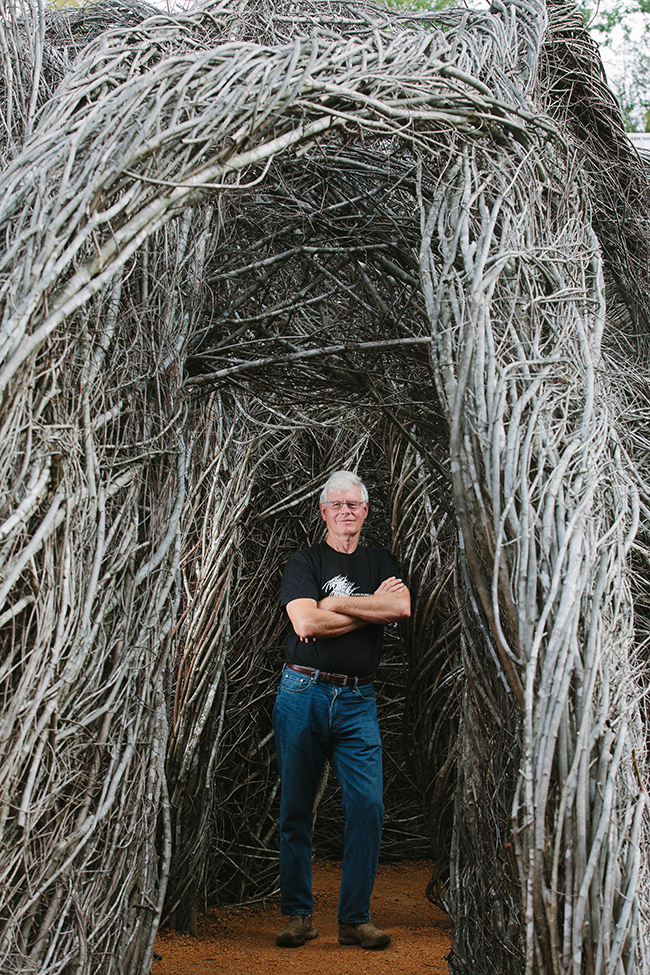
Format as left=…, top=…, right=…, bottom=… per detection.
left=153, top=860, right=452, bottom=975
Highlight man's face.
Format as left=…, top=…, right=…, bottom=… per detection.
left=320, top=487, right=368, bottom=542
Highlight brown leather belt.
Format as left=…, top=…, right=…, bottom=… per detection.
left=286, top=663, right=373, bottom=688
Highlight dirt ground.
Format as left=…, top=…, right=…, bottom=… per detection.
left=153, top=860, right=452, bottom=975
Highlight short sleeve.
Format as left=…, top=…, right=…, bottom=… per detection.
left=280, top=549, right=320, bottom=608
left=378, top=548, right=400, bottom=584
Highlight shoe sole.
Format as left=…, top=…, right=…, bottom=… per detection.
left=277, top=931, right=318, bottom=947
left=338, top=936, right=391, bottom=950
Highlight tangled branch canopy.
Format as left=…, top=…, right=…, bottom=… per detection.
left=1, top=0, right=649, bottom=973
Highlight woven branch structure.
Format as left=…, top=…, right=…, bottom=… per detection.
left=1, top=0, right=650, bottom=972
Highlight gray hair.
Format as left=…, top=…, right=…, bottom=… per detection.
left=319, top=470, right=368, bottom=504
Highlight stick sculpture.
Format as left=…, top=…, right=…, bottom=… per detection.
left=1, top=0, right=649, bottom=972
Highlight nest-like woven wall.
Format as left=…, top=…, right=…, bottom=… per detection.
left=1, top=0, right=650, bottom=973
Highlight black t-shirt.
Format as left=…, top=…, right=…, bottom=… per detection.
left=280, top=541, right=400, bottom=677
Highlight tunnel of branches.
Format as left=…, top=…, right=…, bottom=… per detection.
left=2, top=0, right=650, bottom=973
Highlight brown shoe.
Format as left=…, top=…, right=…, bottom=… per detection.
left=276, top=915, right=318, bottom=947
left=338, top=921, right=391, bottom=950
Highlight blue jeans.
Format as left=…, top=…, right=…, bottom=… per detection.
left=272, top=665, right=384, bottom=923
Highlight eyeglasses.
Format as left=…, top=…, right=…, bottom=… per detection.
left=323, top=501, right=365, bottom=511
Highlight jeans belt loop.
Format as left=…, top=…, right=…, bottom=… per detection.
left=312, top=668, right=320, bottom=683
left=353, top=676, right=359, bottom=691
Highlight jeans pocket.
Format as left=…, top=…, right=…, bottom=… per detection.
left=280, top=669, right=312, bottom=693
left=355, top=682, right=376, bottom=701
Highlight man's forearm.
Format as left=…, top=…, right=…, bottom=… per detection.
left=292, top=606, right=368, bottom=641
left=318, top=589, right=410, bottom=625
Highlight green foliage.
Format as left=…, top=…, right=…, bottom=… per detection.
left=577, top=0, right=650, bottom=130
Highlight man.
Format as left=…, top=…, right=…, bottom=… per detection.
left=273, top=470, right=410, bottom=950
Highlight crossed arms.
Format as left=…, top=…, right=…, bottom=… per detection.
left=286, top=576, right=411, bottom=642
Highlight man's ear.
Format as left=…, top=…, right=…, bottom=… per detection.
left=319, top=504, right=327, bottom=521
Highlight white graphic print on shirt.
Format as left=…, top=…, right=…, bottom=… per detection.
left=323, top=575, right=371, bottom=598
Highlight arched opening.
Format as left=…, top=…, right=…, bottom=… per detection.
left=161, top=140, right=460, bottom=927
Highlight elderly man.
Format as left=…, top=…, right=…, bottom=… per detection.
left=273, top=470, right=410, bottom=950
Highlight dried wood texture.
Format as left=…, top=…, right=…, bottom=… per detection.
left=0, top=1, right=649, bottom=974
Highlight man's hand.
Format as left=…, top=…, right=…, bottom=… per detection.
left=373, top=576, right=407, bottom=596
